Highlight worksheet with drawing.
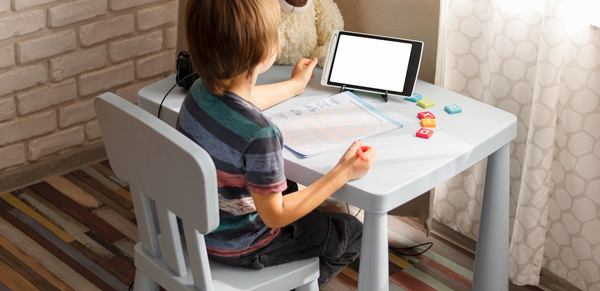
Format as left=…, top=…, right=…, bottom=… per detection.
left=268, top=92, right=403, bottom=157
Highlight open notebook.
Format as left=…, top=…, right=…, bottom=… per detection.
left=268, top=91, right=403, bottom=158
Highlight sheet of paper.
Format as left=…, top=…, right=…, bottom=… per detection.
left=268, top=91, right=403, bottom=157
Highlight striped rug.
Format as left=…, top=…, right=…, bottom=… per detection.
left=0, top=161, right=518, bottom=291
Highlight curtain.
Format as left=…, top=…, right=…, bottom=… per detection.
left=434, top=0, right=600, bottom=289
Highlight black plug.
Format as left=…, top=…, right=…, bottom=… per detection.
left=176, top=51, right=198, bottom=91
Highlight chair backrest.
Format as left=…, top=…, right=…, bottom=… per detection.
left=95, top=93, right=219, bottom=290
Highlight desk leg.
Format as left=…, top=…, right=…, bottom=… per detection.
left=473, top=143, right=510, bottom=291
left=358, top=211, right=388, bottom=291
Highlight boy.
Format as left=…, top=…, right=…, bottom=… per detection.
left=179, top=0, right=375, bottom=285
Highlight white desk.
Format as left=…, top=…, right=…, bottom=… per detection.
left=138, top=66, right=516, bottom=291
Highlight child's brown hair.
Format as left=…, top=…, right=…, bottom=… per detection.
left=185, top=0, right=280, bottom=95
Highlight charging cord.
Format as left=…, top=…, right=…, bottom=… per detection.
left=390, top=242, right=433, bottom=257
left=345, top=203, right=433, bottom=257
left=157, top=72, right=196, bottom=118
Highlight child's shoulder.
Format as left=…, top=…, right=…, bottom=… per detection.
left=187, top=80, right=279, bottom=142
left=221, top=92, right=281, bottom=142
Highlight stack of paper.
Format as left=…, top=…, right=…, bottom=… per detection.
left=268, top=91, right=403, bottom=158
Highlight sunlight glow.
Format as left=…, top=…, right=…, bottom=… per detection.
left=557, top=0, right=600, bottom=31
left=496, top=0, right=599, bottom=30
left=496, top=0, right=545, bottom=15
left=589, top=2, right=600, bottom=28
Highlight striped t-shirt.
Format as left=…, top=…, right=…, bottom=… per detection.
left=176, top=80, right=288, bottom=257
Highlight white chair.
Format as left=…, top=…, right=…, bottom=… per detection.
left=95, top=93, right=319, bottom=291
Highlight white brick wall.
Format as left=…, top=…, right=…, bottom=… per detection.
left=165, top=26, right=177, bottom=49
left=58, top=98, right=96, bottom=128
left=79, top=15, right=135, bottom=46
left=137, top=1, right=176, bottom=30
left=14, top=0, right=60, bottom=11
left=17, top=29, right=77, bottom=63
left=0, top=0, right=178, bottom=171
left=50, top=46, right=108, bottom=81
left=0, top=143, right=26, bottom=170
left=48, top=0, right=108, bottom=27
left=0, top=10, right=45, bottom=40
left=28, top=126, right=85, bottom=160
left=136, top=50, right=175, bottom=78
left=0, top=110, right=56, bottom=146
left=0, top=45, right=15, bottom=68
left=0, top=63, right=48, bottom=96
left=85, top=120, right=102, bottom=140
left=0, top=0, right=9, bottom=13
left=109, top=30, right=163, bottom=62
left=110, top=0, right=160, bottom=11
left=79, top=62, right=135, bottom=96
left=0, top=97, right=16, bottom=122
left=17, top=79, right=77, bottom=114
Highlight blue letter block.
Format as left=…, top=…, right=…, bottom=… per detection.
left=405, top=93, right=423, bottom=102
left=444, top=104, right=462, bottom=114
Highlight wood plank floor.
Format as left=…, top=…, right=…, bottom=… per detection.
left=0, top=161, right=542, bottom=291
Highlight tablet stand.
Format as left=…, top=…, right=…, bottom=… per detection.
left=339, top=84, right=349, bottom=93
left=339, top=85, right=389, bottom=102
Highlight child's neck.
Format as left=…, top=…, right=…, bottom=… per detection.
left=227, top=71, right=258, bottom=105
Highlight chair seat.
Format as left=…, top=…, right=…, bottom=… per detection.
left=134, top=242, right=319, bottom=291
left=211, top=258, right=319, bottom=291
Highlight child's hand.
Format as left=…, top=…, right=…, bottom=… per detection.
left=291, top=58, right=318, bottom=95
left=336, top=140, right=375, bottom=181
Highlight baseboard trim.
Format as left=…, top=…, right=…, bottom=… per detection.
left=430, top=219, right=477, bottom=254
left=0, top=143, right=107, bottom=193
left=538, top=268, right=582, bottom=291
left=430, top=219, right=580, bottom=291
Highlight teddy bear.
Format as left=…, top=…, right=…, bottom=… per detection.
left=276, top=0, right=344, bottom=67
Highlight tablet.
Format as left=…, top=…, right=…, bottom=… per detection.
left=321, top=30, right=423, bottom=98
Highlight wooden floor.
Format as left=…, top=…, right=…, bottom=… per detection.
left=0, top=161, right=542, bottom=291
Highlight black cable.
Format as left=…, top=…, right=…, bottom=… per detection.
left=345, top=204, right=430, bottom=256
left=157, top=72, right=196, bottom=118
left=128, top=280, right=134, bottom=291
left=389, top=241, right=434, bottom=257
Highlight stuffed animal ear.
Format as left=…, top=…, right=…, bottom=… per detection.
left=279, top=0, right=312, bottom=13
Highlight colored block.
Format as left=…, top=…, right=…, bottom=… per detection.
left=416, top=128, right=434, bottom=139
left=444, top=104, right=462, bottom=114
left=417, top=111, right=435, bottom=119
left=404, top=93, right=423, bottom=102
left=417, top=98, right=435, bottom=109
left=420, top=118, right=436, bottom=128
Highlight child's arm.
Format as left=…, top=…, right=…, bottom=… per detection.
left=252, top=80, right=303, bottom=109
left=251, top=141, right=375, bottom=228
left=252, top=58, right=318, bottom=110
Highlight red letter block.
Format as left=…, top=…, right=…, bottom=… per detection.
left=417, top=111, right=435, bottom=119
left=416, top=128, right=434, bottom=139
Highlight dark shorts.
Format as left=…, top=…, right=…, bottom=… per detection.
left=211, top=210, right=363, bottom=286
left=210, top=180, right=362, bottom=286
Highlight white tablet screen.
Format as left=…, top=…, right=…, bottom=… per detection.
left=329, top=34, right=413, bottom=93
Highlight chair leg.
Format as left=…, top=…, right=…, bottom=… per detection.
left=296, top=280, right=319, bottom=291
left=133, top=270, right=159, bottom=291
